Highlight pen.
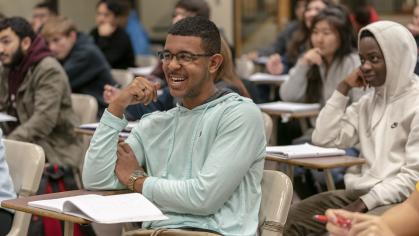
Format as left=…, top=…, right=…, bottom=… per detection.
left=313, top=214, right=351, bottom=228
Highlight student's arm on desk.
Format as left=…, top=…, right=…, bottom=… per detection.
left=359, top=111, right=419, bottom=210
left=279, top=60, right=309, bottom=102
left=312, top=90, right=361, bottom=148
left=82, top=110, right=145, bottom=190
left=137, top=102, right=266, bottom=216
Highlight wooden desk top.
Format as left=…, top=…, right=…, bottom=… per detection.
left=74, top=128, right=95, bottom=137
left=1, top=189, right=128, bottom=225
left=74, top=128, right=127, bottom=141
left=266, top=154, right=366, bottom=169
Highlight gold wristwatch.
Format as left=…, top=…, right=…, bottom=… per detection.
left=128, top=169, right=148, bottom=191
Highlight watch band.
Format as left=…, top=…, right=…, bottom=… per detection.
left=128, top=170, right=148, bottom=191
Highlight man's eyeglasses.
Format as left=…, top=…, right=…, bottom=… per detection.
left=157, top=51, right=212, bottom=65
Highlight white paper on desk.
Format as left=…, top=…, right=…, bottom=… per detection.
left=258, top=101, right=320, bottom=112
left=28, top=193, right=168, bottom=224
left=0, top=112, right=17, bottom=122
left=80, top=121, right=137, bottom=131
left=267, top=143, right=345, bottom=159
left=253, top=56, right=269, bottom=64
left=247, top=73, right=289, bottom=82
left=128, top=66, right=154, bottom=76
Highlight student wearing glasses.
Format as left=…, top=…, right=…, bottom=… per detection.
left=83, top=17, right=266, bottom=235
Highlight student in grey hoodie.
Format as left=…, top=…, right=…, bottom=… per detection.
left=285, top=21, right=419, bottom=236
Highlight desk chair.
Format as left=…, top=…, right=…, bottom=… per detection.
left=259, top=170, right=293, bottom=236
left=262, top=112, right=273, bottom=143
left=123, top=170, right=293, bottom=236
left=4, top=139, right=45, bottom=236
left=71, top=93, right=98, bottom=188
left=111, top=69, right=134, bottom=88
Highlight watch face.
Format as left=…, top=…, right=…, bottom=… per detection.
left=132, top=170, right=146, bottom=177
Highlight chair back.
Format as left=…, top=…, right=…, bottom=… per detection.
left=111, top=69, right=134, bottom=88
left=4, top=139, right=45, bottom=236
left=71, top=93, right=98, bottom=188
left=259, top=170, right=293, bottom=236
left=71, top=93, right=98, bottom=124
left=262, top=112, right=273, bottom=143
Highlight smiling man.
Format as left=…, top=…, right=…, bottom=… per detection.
left=285, top=21, right=419, bottom=236
left=0, top=17, right=82, bottom=169
left=82, top=16, right=266, bottom=235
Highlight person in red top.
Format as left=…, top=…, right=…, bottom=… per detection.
left=348, top=0, right=379, bottom=33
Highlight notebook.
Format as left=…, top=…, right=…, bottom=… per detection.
left=248, top=73, right=289, bottom=83
left=267, top=143, right=345, bottom=159
left=258, top=101, right=320, bottom=113
left=28, top=193, right=168, bottom=224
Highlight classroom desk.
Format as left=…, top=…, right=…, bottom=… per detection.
left=74, top=128, right=128, bottom=141
left=74, top=128, right=95, bottom=137
left=247, top=73, right=288, bottom=100
left=260, top=107, right=320, bottom=145
left=1, top=189, right=128, bottom=236
left=266, top=154, right=366, bottom=191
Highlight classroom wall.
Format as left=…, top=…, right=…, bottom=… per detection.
left=59, top=0, right=96, bottom=33
left=139, top=0, right=234, bottom=45
left=0, top=0, right=37, bottom=19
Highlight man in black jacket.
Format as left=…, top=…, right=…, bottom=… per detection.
left=41, top=16, right=116, bottom=117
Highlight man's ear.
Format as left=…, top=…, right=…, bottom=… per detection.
left=69, top=31, right=77, bottom=43
left=208, top=53, right=223, bottom=74
left=20, top=37, right=32, bottom=53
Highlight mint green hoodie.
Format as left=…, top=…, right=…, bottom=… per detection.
left=83, top=93, right=266, bottom=236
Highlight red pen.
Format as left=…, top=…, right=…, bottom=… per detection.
left=313, top=214, right=351, bottom=228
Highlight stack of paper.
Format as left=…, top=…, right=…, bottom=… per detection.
left=258, top=101, right=320, bottom=113
left=28, top=193, right=168, bottom=224
left=267, top=143, right=345, bottom=159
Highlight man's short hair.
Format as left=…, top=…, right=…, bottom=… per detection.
left=168, top=16, right=220, bottom=55
left=0, top=17, right=36, bottom=41
left=41, top=16, right=77, bottom=39
left=34, top=2, right=58, bottom=15
left=97, top=0, right=130, bottom=17
left=175, top=0, right=210, bottom=19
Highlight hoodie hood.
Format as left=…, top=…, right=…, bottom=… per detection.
left=358, top=21, right=417, bottom=132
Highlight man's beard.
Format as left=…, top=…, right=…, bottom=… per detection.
left=2, top=46, right=24, bottom=68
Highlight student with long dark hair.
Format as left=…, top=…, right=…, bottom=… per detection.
left=266, top=0, right=333, bottom=75
left=280, top=6, right=363, bottom=106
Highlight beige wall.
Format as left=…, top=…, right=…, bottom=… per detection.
left=59, top=0, right=96, bottom=33
left=207, top=0, right=233, bottom=45
left=0, top=0, right=234, bottom=45
left=0, top=0, right=96, bottom=33
left=0, top=0, right=38, bottom=19
left=139, top=0, right=234, bottom=44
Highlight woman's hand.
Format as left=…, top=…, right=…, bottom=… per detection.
left=266, top=53, right=284, bottom=75
left=302, top=48, right=323, bottom=66
left=325, top=209, right=396, bottom=236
